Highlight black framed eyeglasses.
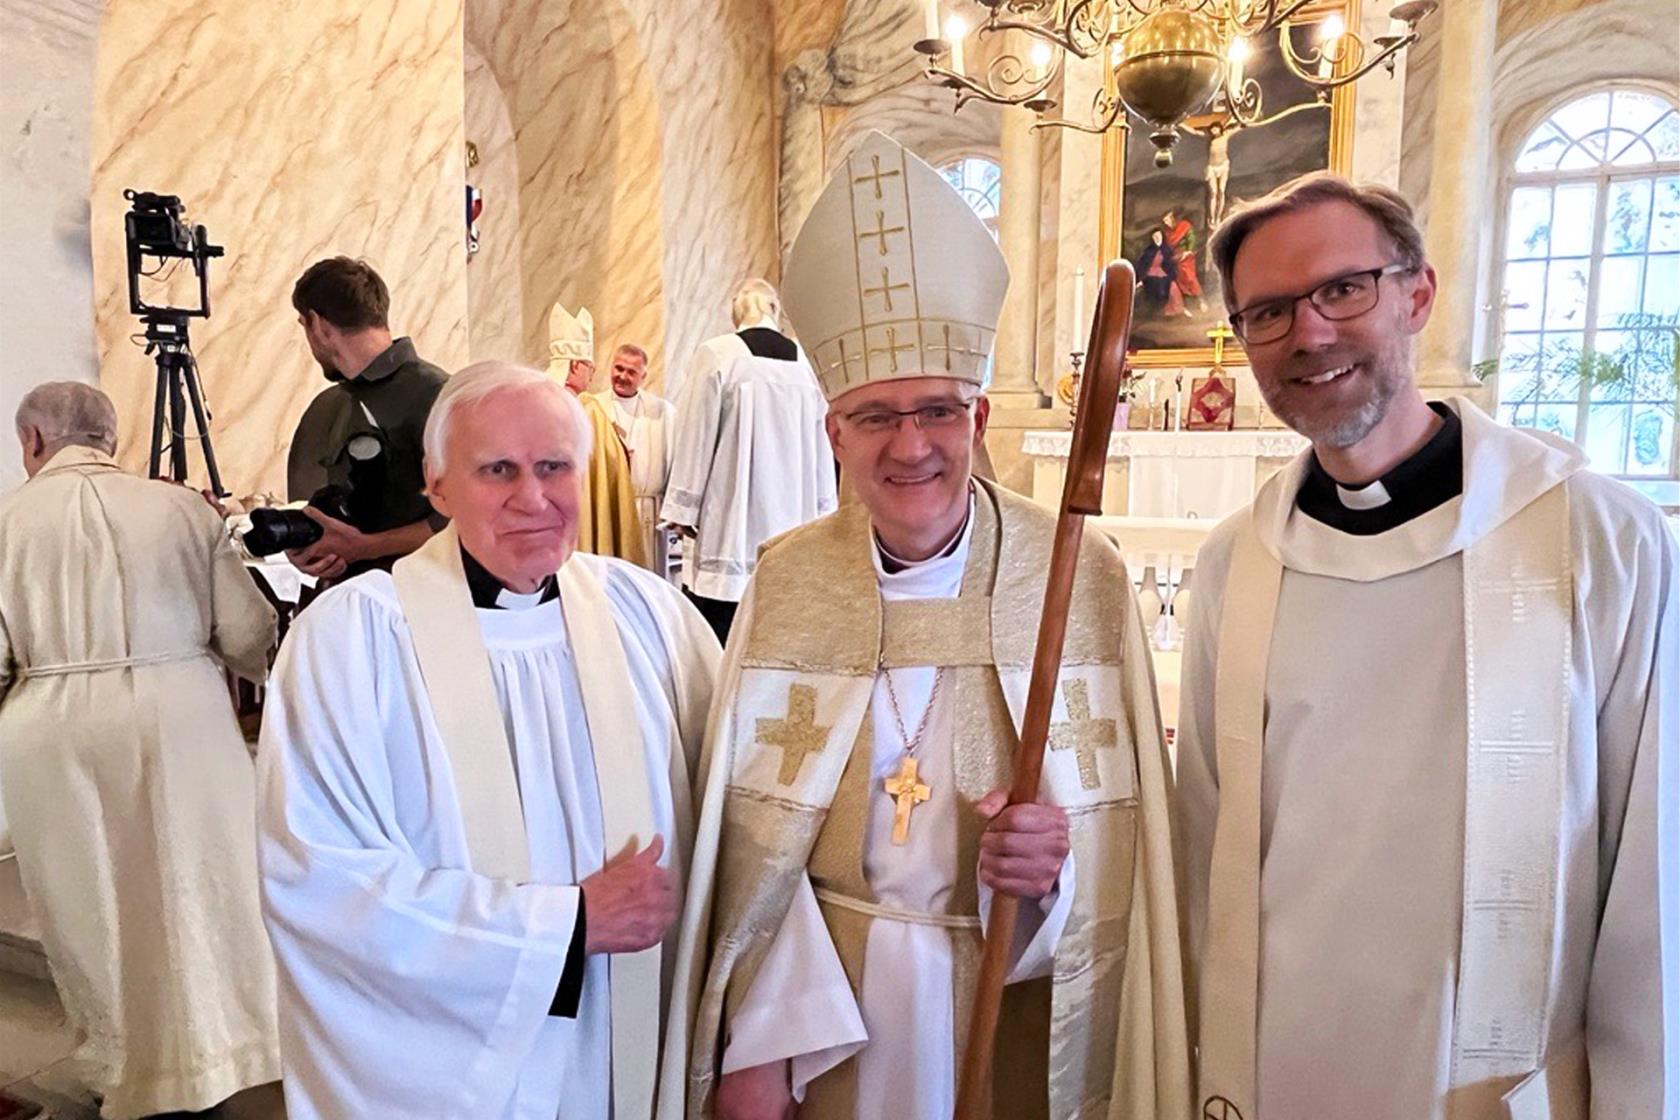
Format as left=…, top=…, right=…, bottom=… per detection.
left=840, top=399, right=976, bottom=435
left=1230, top=262, right=1417, bottom=345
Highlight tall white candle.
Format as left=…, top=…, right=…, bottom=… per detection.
left=1071, top=267, right=1086, bottom=351
left=923, top=0, right=940, bottom=41
left=948, top=15, right=968, bottom=73
left=1317, top=13, right=1344, bottom=78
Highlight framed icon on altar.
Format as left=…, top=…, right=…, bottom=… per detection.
left=1095, top=0, right=1356, bottom=368
left=1186, top=371, right=1237, bottom=430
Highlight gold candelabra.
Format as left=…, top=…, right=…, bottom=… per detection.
left=916, top=0, right=1437, bottom=165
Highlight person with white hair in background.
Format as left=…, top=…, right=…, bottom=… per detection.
left=588, top=342, right=677, bottom=575
left=257, top=361, right=721, bottom=1120
left=661, top=278, right=837, bottom=642
left=0, top=381, right=282, bottom=1119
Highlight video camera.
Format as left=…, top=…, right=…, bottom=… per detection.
left=124, top=189, right=228, bottom=494
left=124, top=189, right=224, bottom=320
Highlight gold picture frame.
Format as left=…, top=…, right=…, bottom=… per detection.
left=1097, top=0, right=1359, bottom=368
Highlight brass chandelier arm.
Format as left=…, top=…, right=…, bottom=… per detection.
left=1036, top=91, right=1130, bottom=134
left=1275, top=21, right=1418, bottom=88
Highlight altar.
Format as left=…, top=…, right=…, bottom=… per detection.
left=1021, top=427, right=1308, bottom=519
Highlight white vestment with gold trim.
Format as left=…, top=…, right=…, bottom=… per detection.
left=257, top=539, right=719, bottom=1120
left=1179, top=400, right=1678, bottom=1120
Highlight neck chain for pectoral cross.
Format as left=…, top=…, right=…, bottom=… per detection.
left=880, top=662, right=944, bottom=845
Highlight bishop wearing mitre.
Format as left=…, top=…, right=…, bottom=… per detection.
left=660, top=130, right=1191, bottom=1120
left=547, top=300, right=648, bottom=566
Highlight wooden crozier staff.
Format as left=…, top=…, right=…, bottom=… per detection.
left=954, top=259, right=1137, bottom=1120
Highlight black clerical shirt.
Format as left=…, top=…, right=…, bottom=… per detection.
left=1295, top=402, right=1463, bottom=535
left=459, top=546, right=585, bottom=1018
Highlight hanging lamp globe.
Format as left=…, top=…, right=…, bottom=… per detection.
left=1111, top=9, right=1226, bottom=166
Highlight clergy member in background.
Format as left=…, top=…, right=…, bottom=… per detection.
left=589, top=342, right=676, bottom=574
left=258, top=362, right=721, bottom=1120
left=661, top=132, right=1190, bottom=1120
left=660, top=278, right=836, bottom=642
left=546, top=301, right=647, bottom=567
left=1181, top=173, right=1676, bottom=1120
left=0, top=383, right=282, bottom=1119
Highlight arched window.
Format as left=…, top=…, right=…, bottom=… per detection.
left=939, top=157, right=1002, bottom=236
left=1493, top=88, right=1680, bottom=477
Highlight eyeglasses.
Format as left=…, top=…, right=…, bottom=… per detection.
left=1230, top=263, right=1417, bottom=345
left=840, top=399, right=975, bottom=435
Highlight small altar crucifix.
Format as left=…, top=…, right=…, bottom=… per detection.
left=1207, top=321, right=1236, bottom=367
left=882, top=756, right=931, bottom=844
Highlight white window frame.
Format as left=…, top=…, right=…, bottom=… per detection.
left=1489, top=84, right=1680, bottom=479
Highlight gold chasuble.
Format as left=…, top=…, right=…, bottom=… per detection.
left=662, top=480, right=1191, bottom=1119
left=577, top=393, right=648, bottom=567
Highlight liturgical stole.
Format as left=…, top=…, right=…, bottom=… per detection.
left=1198, top=483, right=1585, bottom=1120
left=391, top=526, right=663, bottom=1120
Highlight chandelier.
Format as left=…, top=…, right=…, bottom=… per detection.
left=915, top=0, right=1438, bottom=166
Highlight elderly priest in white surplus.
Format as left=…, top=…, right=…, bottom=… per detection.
left=659, top=130, right=1191, bottom=1120
left=257, top=361, right=722, bottom=1119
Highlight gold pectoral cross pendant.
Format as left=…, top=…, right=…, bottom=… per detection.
left=883, top=755, right=932, bottom=845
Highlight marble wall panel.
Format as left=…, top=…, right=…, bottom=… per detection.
left=2, top=0, right=101, bottom=497
left=89, top=0, right=469, bottom=498
left=467, top=0, right=776, bottom=402
left=465, top=41, right=526, bottom=365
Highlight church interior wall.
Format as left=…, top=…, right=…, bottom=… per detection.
left=1, top=1, right=102, bottom=497
left=464, top=41, right=527, bottom=367
left=87, top=0, right=472, bottom=500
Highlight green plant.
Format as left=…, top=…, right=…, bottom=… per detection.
left=1475, top=312, right=1680, bottom=420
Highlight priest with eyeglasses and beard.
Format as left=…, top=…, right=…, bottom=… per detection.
left=1180, top=173, right=1677, bottom=1120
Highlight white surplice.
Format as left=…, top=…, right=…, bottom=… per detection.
left=257, top=555, right=720, bottom=1120
left=1177, top=400, right=1678, bottom=1119
left=659, top=325, right=837, bottom=601
left=592, top=389, right=676, bottom=569
left=719, top=508, right=1075, bottom=1118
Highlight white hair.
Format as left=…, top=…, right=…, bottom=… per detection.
left=730, top=278, right=781, bottom=330
left=423, top=361, right=592, bottom=475
left=15, top=381, right=118, bottom=455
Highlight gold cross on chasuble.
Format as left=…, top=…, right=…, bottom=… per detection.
left=756, top=684, right=831, bottom=786
left=1048, top=679, right=1117, bottom=791
left=883, top=755, right=932, bottom=844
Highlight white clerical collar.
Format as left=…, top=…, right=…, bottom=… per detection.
left=1335, top=479, right=1393, bottom=510
left=613, top=390, right=643, bottom=416
left=495, top=585, right=550, bottom=610
left=871, top=489, right=976, bottom=597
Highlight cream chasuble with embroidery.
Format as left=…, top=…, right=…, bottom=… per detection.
left=1179, top=400, right=1678, bottom=1120
left=660, top=480, right=1192, bottom=1120
left=258, top=529, right=720, bottom=1120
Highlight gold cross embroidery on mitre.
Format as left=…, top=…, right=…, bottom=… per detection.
left=1048, top=678, right=1117, bottom=791
left=883, top=756, right=931, bottom=844
left=867, top=325, right=917, bottom=373
left=863, top=267, right=911, bottom=312
left=756, top=684, right=832, bottom=786
left=857, top=209, right=907, bottom=256
left=925, top=323, right=985, bottom=372
left=853, top=153, right=902, bottom=200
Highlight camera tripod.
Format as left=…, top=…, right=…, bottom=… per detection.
left=143, top=314, right=226, bottom=497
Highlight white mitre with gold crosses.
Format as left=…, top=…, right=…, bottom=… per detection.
left=782, top=130, right=1009, bottom=402
left=545, top=302, right=594, bottom=379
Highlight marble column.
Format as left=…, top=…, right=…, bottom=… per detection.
left=993, top=104, right=1046, bottom=406
left=1414, top=0, right=1497, bottom=391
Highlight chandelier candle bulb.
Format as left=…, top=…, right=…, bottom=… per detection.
left=1030, top=39, right=1054, bottom=72
left=947, top=14, right=968, bottom=74
left=924, top=0, right=940, bottom=41
left=1226, top=36, right=1250, bottom=90
left=1318, top=13, right=1345, bottom=78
